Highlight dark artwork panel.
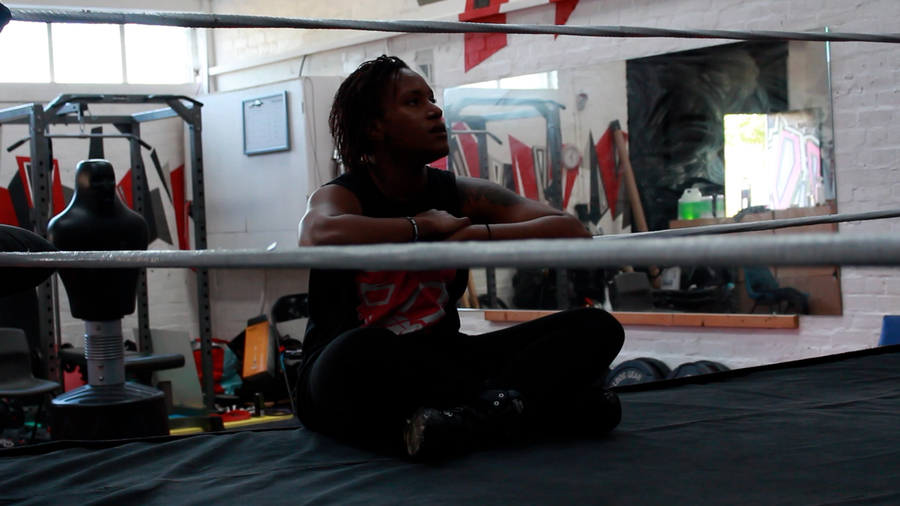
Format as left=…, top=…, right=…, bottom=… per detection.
left=626, top=41, right=788, bottom=231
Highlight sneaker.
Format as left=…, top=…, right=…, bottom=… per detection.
left=404, top=389, right=525, bottom=460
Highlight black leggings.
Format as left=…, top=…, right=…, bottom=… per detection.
left=297, top=307, right=624, bottom=447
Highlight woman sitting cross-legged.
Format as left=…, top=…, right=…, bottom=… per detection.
left=296, top=55, right=625, bottom=460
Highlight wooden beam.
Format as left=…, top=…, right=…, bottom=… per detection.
left=483, top=310, right=799, bottom=329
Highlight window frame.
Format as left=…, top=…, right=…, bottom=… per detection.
left=0, top=20, right=195, bottom=86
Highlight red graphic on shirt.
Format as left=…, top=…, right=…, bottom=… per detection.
left=357, top=269, right=457, bottom=335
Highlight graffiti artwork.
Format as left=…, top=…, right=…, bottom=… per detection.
left=767, top=110, right=823, bottom=210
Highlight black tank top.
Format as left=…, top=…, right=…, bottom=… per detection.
left=300, top=167, right=469, bottom=363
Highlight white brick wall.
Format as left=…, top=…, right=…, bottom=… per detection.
left=209, top=0, right=466, bottom=68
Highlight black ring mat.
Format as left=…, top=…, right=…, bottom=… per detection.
left=3, top=344, right=900, bottom=505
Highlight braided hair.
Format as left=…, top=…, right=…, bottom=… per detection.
left=329, top=55, right=410, bottom=173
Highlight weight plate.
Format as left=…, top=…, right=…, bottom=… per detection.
left=696, top=360, right=729, bottom=373
left=606, top=358, right=668, bottom=388
left=637, top=357, right=672, bottom=378
left=666, top=361, right=719, bottom=379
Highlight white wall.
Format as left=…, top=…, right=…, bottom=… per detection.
left=202, top=80, right=309, bottom=250
left=199, top=76, right=340, bottom=339
left=207, top=0, right=467, bottom=69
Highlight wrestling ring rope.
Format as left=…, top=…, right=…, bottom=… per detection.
left=8, top=7, right=900, bottom=44
left=601, top=208, right=900, bottom=240
left=2, top=233, right=900, bottom=270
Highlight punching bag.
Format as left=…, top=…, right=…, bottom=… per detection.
left=47, top=159, right=167, bottom=441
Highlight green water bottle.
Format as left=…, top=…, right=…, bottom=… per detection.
left=678, top=188, right=704, bottom=220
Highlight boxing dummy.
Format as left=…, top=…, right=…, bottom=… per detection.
left=47, top=159, right=168, bottom=440
left=48, top=159, right=147, bottom=320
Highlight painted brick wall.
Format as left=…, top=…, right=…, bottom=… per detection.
left=209, top=0, right=466, bottom=68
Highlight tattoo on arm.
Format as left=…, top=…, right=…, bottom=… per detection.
left=459, top=180, right=520, bottom=209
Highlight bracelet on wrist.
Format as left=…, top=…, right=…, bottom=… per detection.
left=405, top=216, right=419, bottom=242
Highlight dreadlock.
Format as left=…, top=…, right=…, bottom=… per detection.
left=329, top=55, right=410, bottom=173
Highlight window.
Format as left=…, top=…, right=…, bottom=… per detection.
left=0, top=21, right=193, bottom=84
left=52, top=23, right=123, bottom=84
left=0, top=21, right=51, bottom=83
left=724, top=111, right=825, bottom=216
left=125, top=25, right=192, bottom=84
left=460, top=70, right=558, bottom=90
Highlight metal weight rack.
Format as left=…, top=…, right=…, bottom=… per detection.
left=0, top=94, right=217, bottom=410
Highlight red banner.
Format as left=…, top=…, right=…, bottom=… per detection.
left=460, top=0, right=510, bottom=72
left=509, top=135, right=538, bottom=201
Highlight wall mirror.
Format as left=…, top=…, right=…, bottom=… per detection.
left=442, top=39, right=840, bottom=316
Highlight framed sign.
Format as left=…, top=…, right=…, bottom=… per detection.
left=242, top=91, right=290, bottom=155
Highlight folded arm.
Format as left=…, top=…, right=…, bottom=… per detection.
left=298, top=185, right=471, bottom=246
left=448, top=176, right=592, bottom=241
